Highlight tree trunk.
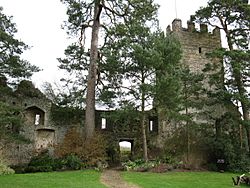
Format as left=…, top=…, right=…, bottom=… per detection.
left=85, top=1, right=102, bottom=140
left=184, top=82, right=190, bottom=163
left=141, top=81, right=148, bottom=161
left=141, top=111, right=148, bottom=161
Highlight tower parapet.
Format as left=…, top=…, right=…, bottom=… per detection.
left=172, top=18, right=182, bottom=32
left=187, top=21, right=195, bottom=32
left=167, top=17, right=220, bottom=39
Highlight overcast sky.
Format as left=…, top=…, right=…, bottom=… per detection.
left=0, top=0, right=209, bottom=88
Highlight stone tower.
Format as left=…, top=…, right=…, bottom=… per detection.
left=169, top=18, right=221, bottom=74
left=152, top=18, right=223, bottom=166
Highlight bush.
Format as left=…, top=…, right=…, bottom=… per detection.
left=55, top=128, right=107, bottom=167
left=25, top=152, right=55, bottom=173
left=227, top=152, right=250, bottom=173
left=26, top=152, right=84, bottom=172
left=63, top=154, right=83, bottom=170
left=206, top=135, right=250, bottom=172
left=122, top=159, right=159, bottom=172
left=0, top=159, right=15, bottom=175
left=25, top=165, right=53, bottom=173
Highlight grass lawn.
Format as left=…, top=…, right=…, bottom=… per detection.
left=0, top=170, right=107, bottom=188
left=122, top=171, right=249, bottom=188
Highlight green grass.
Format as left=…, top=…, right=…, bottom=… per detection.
left=122, top=171, right=249, bottom=188
left=0, top=170, right=107, bottom=188
left=1, top=170, right=248, bottom=188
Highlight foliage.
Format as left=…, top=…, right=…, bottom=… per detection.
left=14, top=80, right=44, bottom=98
left=0, top=7, right=40, bottom=82
left=195, top=0, right=250, bottom=152
left=227, top=152, right=250, bottom=173
left=103, top=32, right=182, bottom=160
left=26, top=152, right=55, bottom=172
left=25, top=151, right=84, bottom=173
left=50, top=105, right=84, bottom=125
left=122, top=159, right=160, bottom=172
left=55, top=127, right=107, bottom=167
left=0, top=159, right=15, bottom=175
left=0, top=101, right=22, bottom=130
left=206, top=136, right=250, bottom=173
left=0, top=170, right=106, bottom=188
left=204, top=112, right=250, bottom=172
left=42, top=82, right=86, bottom=107
left=59, top=0, right=160, bottom=140
left=0, top=100, right=29, bottom=143
left=0, top=7, right=39, bottom=141
left=103, top=32, right=182, bottom=109
left=195, top=0, right=250, bottom=49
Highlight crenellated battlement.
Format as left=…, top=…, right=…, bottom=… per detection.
left=165, top=16, right=222, bottom=76
left=167, top=17, right=220, bottom=38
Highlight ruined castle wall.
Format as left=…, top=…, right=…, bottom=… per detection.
left=0, top=81, right=70, bottom=165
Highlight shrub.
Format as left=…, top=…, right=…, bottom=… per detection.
left=206, top=135, right=250, bottom=172
left=25, top=165, right=53, bottom=173
left=0, top=159, right=15, bottom=175
left=122, top=159, right=159, bottom=172
left=25, top=152, right=55, bottom=173
left=55, top=128, right=107, bottom=167
left=227, top=152, right=250, bottom=173
left=63, top=154, right=83, bottom=170
left=26, top=151, right=84, bottom=172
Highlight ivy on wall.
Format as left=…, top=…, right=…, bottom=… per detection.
left=50, top=105, right=84, bottom=126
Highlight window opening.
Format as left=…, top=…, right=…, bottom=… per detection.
left=35, top=114, right=40, bottom=125
left=199, top=47, right=202, bottom=54
left=149, top=120, right=153, bottom=131
left=101, top=118, right=106, bottom=129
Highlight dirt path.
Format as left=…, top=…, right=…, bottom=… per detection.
left=100, top=169, right=141, bottom=188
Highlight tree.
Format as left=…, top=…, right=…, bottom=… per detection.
left=102, top=31, right=182, bottom=161
left=180, top=68, right=205, bottom=163
left=195, top=0, right=250, bottom=151
left=0, top=7, right=39, bottom=136
left=0, top=7, right=39, bottom=82
left=59, top=0, right=159, bottom=139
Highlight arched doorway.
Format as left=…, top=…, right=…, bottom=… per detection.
left=119, top=139, right=133, bottom=162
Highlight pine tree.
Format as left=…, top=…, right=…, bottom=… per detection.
left=0, top=7, right=39, bottom=136
left=0, top=7, right=39, bottom=82
left=195, top=0, right=250, bottom=151
left=59, top=0, right=159, bottom=139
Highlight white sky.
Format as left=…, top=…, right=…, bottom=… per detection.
left=0, top=0, right=208, bottom=88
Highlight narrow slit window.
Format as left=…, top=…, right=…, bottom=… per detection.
left=149, top=120, right=153, bottom=131
left=199, top=47, right=202, bottom=54
left=35, top=114, right=40, bottom=125
left=101, top=118, right=106, bottom=129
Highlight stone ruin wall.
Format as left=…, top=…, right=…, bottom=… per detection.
left=0, top=83, right=74, bottom=166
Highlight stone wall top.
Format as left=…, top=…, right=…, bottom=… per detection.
left=168, top=18, right=221, bottom=38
